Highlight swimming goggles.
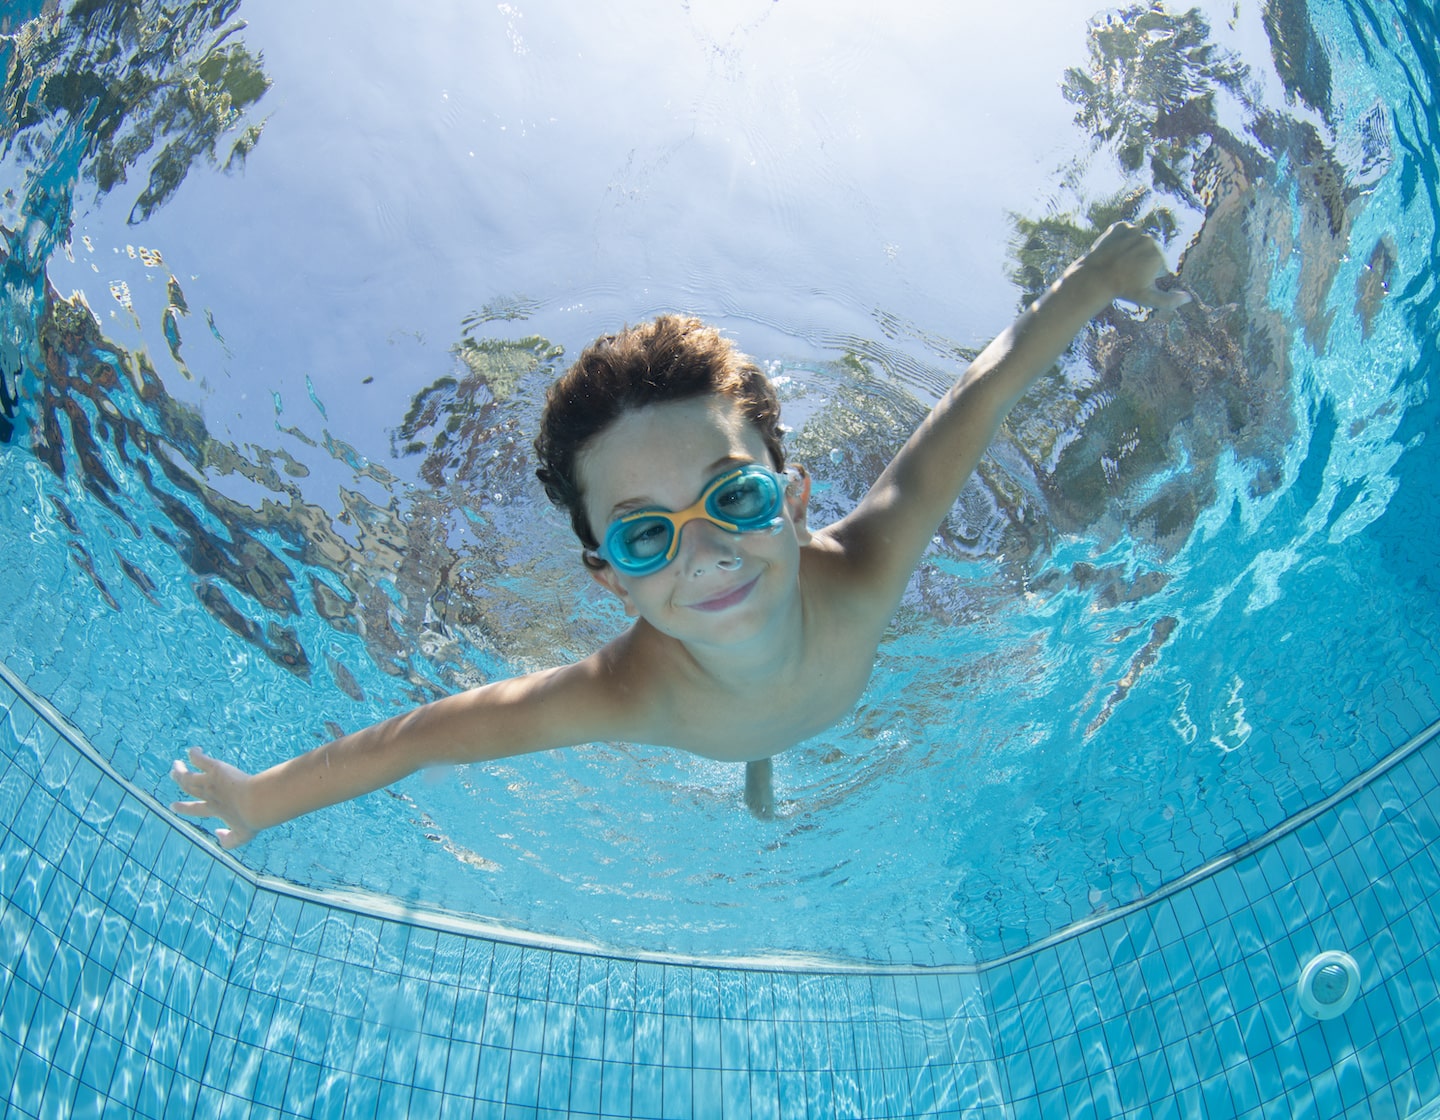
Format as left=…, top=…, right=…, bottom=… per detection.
left=597, top=464, right=789, bottom=576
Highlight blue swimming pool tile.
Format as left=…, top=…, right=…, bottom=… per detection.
left=465, top=1034, right=508, bottom=1107
left=892, top=1062, right=932, bottom=1119
left=1108, top=1056, right=1143, bottom=1110
left=0, top=766, right=32, bottom=843
left=16, top=910, right=60, bottom=999
left=1137, top=1037, right=1173, bottom=1100
left=1391, top=962, right=1425, bottom=1021
left=512, top=996, right=544, bottom=1053
left=372, top=1077, right=413, bottom=1118
left=564, top=950, right=604, bottom=1001
left=1033, top=1040, right=1065, bottom=1095
left=307, top=910, right=350, bottom=964
left=1044, top=986, right=1077, bottom=1042
left=361, top=958, right=408, bottom=1022
left=338, top=915, right=377, bottom=969
left=217, top=878, right=252, bottom=940
left=791, top=1014, right=827, bottom=1071
left=21, top=989, right=63, bottom=1069
left=441, top=983, right=484, bottom=1044
left=750, top=1014, right=778, bottom=1072
left=631, top=1010, right=662, bottom=1066
left=1232, top=1001, right=1267, bottom=1059
left=395, top=975, right=432, bottom=1035
left=749, top=1069, right=780, bottom=1120
left=373, top=920, right=412, bottom=977
left=1131, top=1000, right=1165, bottom=1058
left=1400, top=1006, right=1436, bottom=1071
left=234, top=986, right=274, bottom=1050
left=566, top=1000, right=603, bottom=1064
left=226, top=931, right=267, bottom=996
left=712, top=1013, right=744, bottom=1071
left=1164, top=939, right=1202, bottom=996
left=1176, top=980, right=1212, bottom=1040
left=855, top=1015, right=889, bottom=1080
left=50, top=1002, right=94, bottom=1081
left=348, top=1071, right=388, bottom=1117
left=1014, top=995, right=1045, bottom=1046
left=660, top=1011, right=691, bottom=1071
left=599, top=1059, right=634, bottom=1117
left=600, top=1006, right=636, bottom=1068
left=535, top=1048, right=573, bottom=1105
left=987, top=962, right=1018, bottom=1010
left=604, top=959, right=635, bottom=1014
left=1071, top=1021, right=1106, bottom=1078
left=1170, top=1034, right=1204, bottom=1092
left=108, top=1041, right=151, bottom=1112
left=10, top=849, right=58, bottom=934
left=122, top=814, right=165, bottom=877
left=10, top=783, right=56, bottom=857
left=1031, top=945, right=1064, bottom=995
left=5, top=718, right=47, bottom=783
left=193, top=858, right=232, bottom=917
left=514, top=953, right=549, bottom=1008
left=751, top=972, right=781, bottom=1024
left=320, top=961, right=366, bottom=1024
left=386, top=1024, right=427, bottom=1092
left=401, top=925, right=436, bottom=977
left=96, top=978, right=140, bottom=1054
left=19, top=1050, right=71, bottom=1120
left=1244, top=947, right=1285, bottom=1008
left=33, top=798, right=79, bottom=875
left=279, top=946, right=319, bottom=1007
left=621, top=1059, right=659, bottom=1119
left=1000, top=1044, right=1036, bottom=1102
left=1191, top=927, right=1225, bottom=984
left=1258, top=998, right=1298, bottom=1061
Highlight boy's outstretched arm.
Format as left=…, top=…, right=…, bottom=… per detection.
left=171, top=657, right=621, bottom=848
left=830, top=223, right=1187, bottom=601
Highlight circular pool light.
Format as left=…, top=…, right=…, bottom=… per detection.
left=1297, top=950, right=1362, bottom=1020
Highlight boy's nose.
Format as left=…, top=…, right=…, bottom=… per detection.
left=677, top=518, right=739, bottom=576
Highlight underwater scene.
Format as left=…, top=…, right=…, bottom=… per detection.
left=1, top=0, right=1437, bottom=967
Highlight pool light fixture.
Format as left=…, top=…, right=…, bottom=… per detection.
left=1296, top=950, right=1361, bottom=1020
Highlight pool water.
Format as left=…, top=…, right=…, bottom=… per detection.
left=2, top=0, right=1439, bottom=1116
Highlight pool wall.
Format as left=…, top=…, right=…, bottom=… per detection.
left=2, top=659, right=1438, bottom=1119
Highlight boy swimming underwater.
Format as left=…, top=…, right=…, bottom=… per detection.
left=171, top=222, right=1188, bottom=845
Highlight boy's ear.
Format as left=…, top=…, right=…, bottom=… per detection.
left=785, top=465, right=814, bottom=544
left=589, top=563, right=640, bottom=617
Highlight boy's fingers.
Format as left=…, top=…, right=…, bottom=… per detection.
left=171, top=759, right=206, bottom=793
left=1150, top=287, right=1192, bottom=312
left=171, top=798, right=210, bottom=817
left=216, top=827, right=253, bottom=850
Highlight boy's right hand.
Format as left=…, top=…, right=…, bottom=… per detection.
left=1068, top=221, right=1191, bottom=313
left=171, top=747, right=260, bottom=848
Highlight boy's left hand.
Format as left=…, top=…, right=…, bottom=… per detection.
left=1071, top=222, right=1191, bottom=313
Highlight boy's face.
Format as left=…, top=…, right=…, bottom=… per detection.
left=578, top=394, right=811, bottom=647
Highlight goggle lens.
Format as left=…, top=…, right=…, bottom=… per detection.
left=600, top=466, right=787, bottom=575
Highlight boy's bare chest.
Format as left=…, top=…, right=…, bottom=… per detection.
left=646, top=617, right=881, bottom=762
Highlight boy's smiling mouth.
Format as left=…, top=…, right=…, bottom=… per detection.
left=688, top=575, right=760, bottom=612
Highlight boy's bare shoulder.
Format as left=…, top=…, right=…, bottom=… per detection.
left=800, top=527, right=907, bottom=627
